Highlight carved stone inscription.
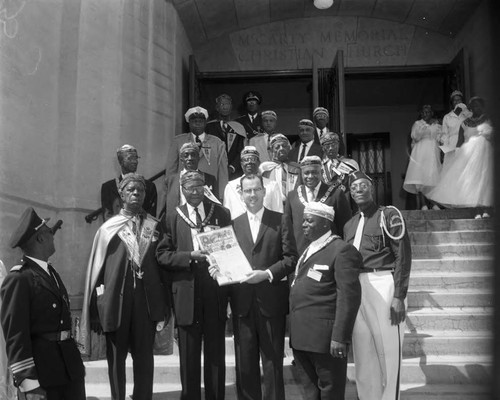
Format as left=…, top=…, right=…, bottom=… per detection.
left=230, top=17, right=416, bottom=69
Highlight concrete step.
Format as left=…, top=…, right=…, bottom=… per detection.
left=407, top=288, right=493, bottom=308
left=407, top=218, right=492, bottom=232
left=411, top=243, right=493, bottom=258
left=409, top=230, right=493, bottom=245
left=84, top=354, right=492, bottom=387
left=409, top=271, right=493, bottom=290
left=411, top=257, right=492, bottom=273
left=405, top=307, right=492, bottom=332
left=402, top=331, right=492, bottom=357
left=84, top=382, right=490, bottom=400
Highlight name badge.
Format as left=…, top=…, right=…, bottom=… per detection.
left=307, top=268, right=322, bottom=282
left=313, top=264, right=329, bottom=271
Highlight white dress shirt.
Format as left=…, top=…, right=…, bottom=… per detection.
left=307, top=181, right=322, bottom=202
left=246, top=207, right=265, bottom=243
left=186, top=202, right=206, bottom=250
left=303, top=230, right=332, bottom=263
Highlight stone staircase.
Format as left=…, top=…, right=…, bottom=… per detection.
left=83, top=209, right=493, bottom=399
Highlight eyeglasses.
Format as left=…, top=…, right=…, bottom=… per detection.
left=182, top=185, right=204, bottom=194
left=350, top=182, right=370, bottom=192
left=242, top=188, right=263, bottom=195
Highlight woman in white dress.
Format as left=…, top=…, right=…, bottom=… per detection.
left=439, top=90, right=472, bottom=174
left=403, top=105, right=442, bottom=209
left=428, top=97, right=493, bottom=211
left=0, top=260, right=17, bottom=400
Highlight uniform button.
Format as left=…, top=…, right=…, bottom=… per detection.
left=52, top=303, right=57, bottom=308
left=60, top=320, right=63, bottom=324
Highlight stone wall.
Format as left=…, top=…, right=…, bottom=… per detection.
left=0, top=0, right=192, bottom=296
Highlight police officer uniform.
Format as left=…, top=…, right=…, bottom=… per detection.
left=0, top=208, right=85, bottom=399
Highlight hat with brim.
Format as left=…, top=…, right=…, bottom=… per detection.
left=244, top=91, right=262, bottom=104
left=10, top=207, right=51, bottom=248
left=304, top=202, right=335, bottom=222
left=185, top=106, right=209, bottom=123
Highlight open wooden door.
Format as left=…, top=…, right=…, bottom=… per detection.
left=189, top=55, right=201, bottom=107
left=446, top=48, right=471, bottom=101
left=317, top=50, right=346, bottom=155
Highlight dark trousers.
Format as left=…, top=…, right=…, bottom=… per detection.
left=177, top=275, right=227, bottom=400
left=293, top=348, right=348, bottom=400
left=18, top=377, right=86, bottom=400
left=105, top=275, right=156, bottom=400
left=232, top=301, right=286, bottom=400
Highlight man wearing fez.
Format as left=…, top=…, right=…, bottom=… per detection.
left=229, top=174, right=297, bottom=400
left=289, top=119, right=324, bottom=163
left=248, top=109, right=277, bottom=163
left=320, top=132, right=359, bottom=204
left=260, top=133, right=301, bottom=202
left=223, top=146, right=283, bottom=219
left=166, top=106, right=228, bottom=198
left=206, top=94, right=246, bottom=180
left=313, top=107, right=330, bottom=143
left=101, top=144, right=158, bottom=220
left=236, top=91, right=263, bottom=140
left=81, top=173, right=169, bottom=400
left=344, top=171, right=411, bottom=400
left=284, top=155, right=351, bottom=254
left=289, top=202, right=361, bottom=400
left=156, top=171, right=231, bottom=400
left=1, top=208, right=86, bottom=399
left=164, top=142, right=218, bottom=213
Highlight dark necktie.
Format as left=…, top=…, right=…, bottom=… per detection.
left=47, top=264, right=60, bottom=289
left=195, top=207, right=204, bottom=232
left=299, top=143, right=307, bottom=162
left=195, top=135, right=202, bottom=146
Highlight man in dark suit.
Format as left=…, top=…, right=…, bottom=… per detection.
left=206, top=94, right=246, bottom=180
left=101, top=144, right=158, bottom=220
left=289, top=202, right=362, bottom=400
left=289, top=119, right=324, bottom=163
left=156, top=171, right=231, bottom=400
left=164, top=142, right=218, bottom=214
left=236, top=91, right=263, bottom=140
left=81, top=173, right=169, bottom=400
left=229, top=174, right=298, bottom=400
left=313, top=107, right=330, bottom=144
left=284, top=155, right=352, bottom=254
left=1, top=207, right=86, bottom=400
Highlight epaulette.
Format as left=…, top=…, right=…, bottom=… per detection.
left=10, top=265, right=24, bottom=272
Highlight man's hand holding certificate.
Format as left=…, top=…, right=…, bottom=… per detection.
left=196, top=226, right=252, bottom=285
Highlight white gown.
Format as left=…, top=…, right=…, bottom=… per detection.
left=428, top=120, right=493, bottom=208
left=440, top=106, right=472, bottom=174
left=403, top=119, right=442, bottom=195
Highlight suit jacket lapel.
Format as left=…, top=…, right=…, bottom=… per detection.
left=25, top=258, right=61, bottom=298
left=237, top=214, right=254, bottom=262
left=253, top=208, right=269, bottom=249
left=316, top=182, right=328, bottom=200
left=177, top=204, right=194, bottom=251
